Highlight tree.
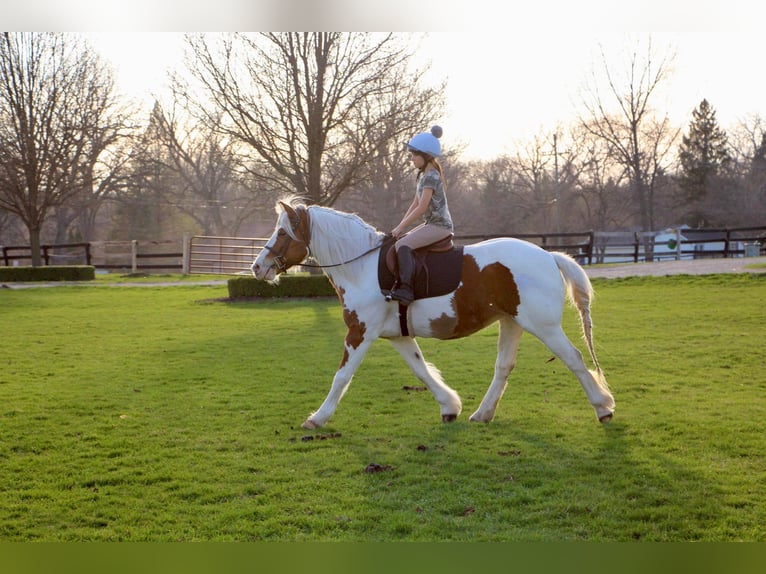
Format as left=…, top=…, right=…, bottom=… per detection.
left=580, top=39, right=680, bottom=233
left=111, top=102, right=178, bottom=240
left=473, top=156, right=527, bottom=234
left=570, top=123, right=631, bottom=230
left=177, top=33, right=444, bottom=207
left=728, top=114, right=766, bottom=226
left=149, top=101, right=267, bottom=236
left=677, top=99, right=731, bottom=226
left=750, top=132, right=766, bottom=195
left=52, top=93, right=135, bottom=244
left=0, top=33, right=121, bottom=265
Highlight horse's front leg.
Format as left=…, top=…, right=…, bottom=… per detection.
left=388, top=337, right=462, bottom=422
left=302, top=336, right=374, bottom=429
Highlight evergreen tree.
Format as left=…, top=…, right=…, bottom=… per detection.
left=750, top=133, right=766, bottom=187
left=678, top=99, right=731, bottom=203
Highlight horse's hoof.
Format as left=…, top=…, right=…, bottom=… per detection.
left=468, top=414, right=490, bottom=423
left=598, top=412, right=613, bottom=423
left=442, top=414, right=458, bottom=423
left=301, top=419, right=319, bottom=429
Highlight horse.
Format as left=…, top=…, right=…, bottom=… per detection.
left=251, top=198, right=615, bottom=429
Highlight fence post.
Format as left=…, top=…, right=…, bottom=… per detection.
left=182, top=234, right=190, bottom=275
left=674, top=228, right=682, bottom=260
left=131, top=240, right=138, bottom=273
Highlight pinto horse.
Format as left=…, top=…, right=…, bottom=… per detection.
left=251, top=199, right=615, bottom=429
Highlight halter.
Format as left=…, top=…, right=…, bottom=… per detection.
left=262, top=204, right=383, bottom=273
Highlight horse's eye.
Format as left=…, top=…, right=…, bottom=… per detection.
left=277, top=229, right=286, bottom=236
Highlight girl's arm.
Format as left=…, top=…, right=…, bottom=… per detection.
left=391, top=187, right=434, bottom=238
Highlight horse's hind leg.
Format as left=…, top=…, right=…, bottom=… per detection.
left=388, top=337, right=462, bottom=422
left=534, top=325, right=615, bottom=421
left=470, top=317, right=523, bottom=422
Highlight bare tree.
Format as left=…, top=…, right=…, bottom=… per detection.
left=176, top=33, right=444, bottom=207
left=0, top=33, right=122, bottom=265
left=574, top=122, right=631, bottom=230
left=111, top=102, right=178, bottom=240
left=0, top=209, right=25, bottom=245
left=579, top=38, right=680, bottom=233
left=509, top=129, right=588, bottom=234
left=728, top=114, right=766, bottom=226
left=149, top=101, right=267, bottom=236
left=470, top=155, right=528, bottom=234
left=52, top=93, right=135, bottom=243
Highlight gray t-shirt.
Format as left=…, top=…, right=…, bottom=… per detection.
left=417, top=168, right=453, bottom=230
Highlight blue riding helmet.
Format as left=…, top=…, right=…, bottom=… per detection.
left=407, top=125, right=443, bottom=157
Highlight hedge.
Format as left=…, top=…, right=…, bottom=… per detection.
left=0, top=265, right=95, bottom=282
left=227, top=274, right=337, bottom=298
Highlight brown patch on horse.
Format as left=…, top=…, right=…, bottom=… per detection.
left=338, top=286, right=366, bottom=368
left=267, top=202, right=311, bottom=273
left=267, top=227, right=309, bottom=272
left=343, top=307, right=366, bottom=349
left=429, top=255, right=521, bottom=339
left=279, top=202, right=311, bottom=245
left=334, top=283, right=346, bottom=305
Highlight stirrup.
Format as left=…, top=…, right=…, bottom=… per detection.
left=390, top=287, right=414, bottom=306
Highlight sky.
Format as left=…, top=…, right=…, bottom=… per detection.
left=5, top=1, right=766, bottom=160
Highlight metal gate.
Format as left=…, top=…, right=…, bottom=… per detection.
left=187, top=235, right=268, bottom=275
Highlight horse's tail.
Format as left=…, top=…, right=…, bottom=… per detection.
left=551, top=252, right=609, bottom=391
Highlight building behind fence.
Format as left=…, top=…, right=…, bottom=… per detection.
left=2, top=226, right=764, bottom=275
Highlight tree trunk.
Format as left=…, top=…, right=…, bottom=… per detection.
left=29, top=226, right=43, bottom=267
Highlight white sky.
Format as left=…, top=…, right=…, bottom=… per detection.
left=7, top=1, right=766, bottom=160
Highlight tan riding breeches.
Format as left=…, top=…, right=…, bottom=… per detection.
left=395, top=223, right=453, bottom=251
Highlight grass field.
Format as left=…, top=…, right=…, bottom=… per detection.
left=1, top=274, right=764, bottom=541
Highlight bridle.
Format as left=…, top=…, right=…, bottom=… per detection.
left=261, top=205, right=312, bottom=274
left=262, top=204, right=384, bottom=273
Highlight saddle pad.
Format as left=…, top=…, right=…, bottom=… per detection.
left=378, top=236, right=464, bottom=301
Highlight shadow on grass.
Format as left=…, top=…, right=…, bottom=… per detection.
left=336, top=415, right=722, bottom=541
left=142, top=296, right=729, bottom=541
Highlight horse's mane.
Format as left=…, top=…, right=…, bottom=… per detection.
left=278, top=197, right=384, bottom=270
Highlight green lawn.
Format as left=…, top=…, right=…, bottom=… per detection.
left=1, top=274, right=764, bottom=541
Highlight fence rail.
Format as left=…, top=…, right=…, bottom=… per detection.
left=2, top=240, right=184, bottom=272
left=590, top=227, right=765, bottom=263
left=2, top=226, right=764, bottom=275
left=2, top=242, right=93, bottom=266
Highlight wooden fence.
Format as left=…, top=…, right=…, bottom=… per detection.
left=2, top=240, right=184, bottom=273
left=1, top=242, right=93, bottom=267
left=2, top=226, right=764, bottom=274
left=589, top=227, right=765, bottom=263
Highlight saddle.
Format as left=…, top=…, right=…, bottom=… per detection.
left=378, top=234, right=464, bottom=302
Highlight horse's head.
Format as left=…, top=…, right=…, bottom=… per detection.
left=251, top=200, right=311, bottom=281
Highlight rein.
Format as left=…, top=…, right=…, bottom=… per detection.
left=300, top=242, right=384, bottom=269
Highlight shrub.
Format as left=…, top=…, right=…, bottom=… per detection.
left=0, top=265, right=95, bottom=282
left=227, top=274, right=336, bottom=298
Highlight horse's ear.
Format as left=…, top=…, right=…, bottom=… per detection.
left=279, top=200, right=297, bottom=219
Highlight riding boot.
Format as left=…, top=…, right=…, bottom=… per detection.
left=391, top=246, right=416, bottom=306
